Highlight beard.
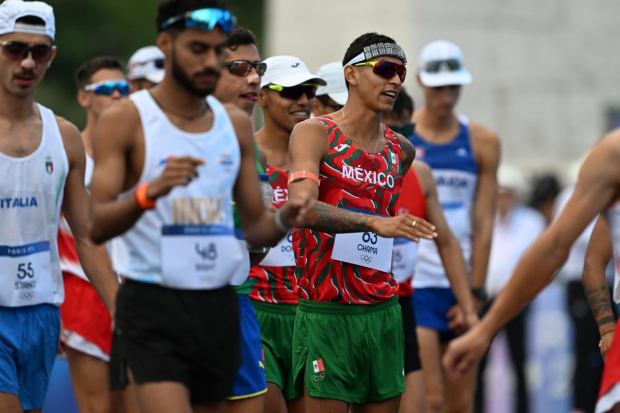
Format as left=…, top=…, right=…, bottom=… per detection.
left=171, top=48, right=220, bottom=98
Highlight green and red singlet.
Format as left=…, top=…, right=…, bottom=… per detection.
left=249, top=166, right=298, bottom=304
left=293, top=115, right=405, bottom=305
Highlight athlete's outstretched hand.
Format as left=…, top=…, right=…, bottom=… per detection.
left=442, top=324, right=491, bottom=382
left=369, top=214, right=438, bottom=242
left=146, top=156, right=205, bottom=200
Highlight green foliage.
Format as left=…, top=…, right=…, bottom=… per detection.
left=37, top=0, right=263, bottom=128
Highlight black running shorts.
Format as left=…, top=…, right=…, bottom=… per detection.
left=399, top=295, right=422, bottom=374
left=112, top=279, right=241, bottom=403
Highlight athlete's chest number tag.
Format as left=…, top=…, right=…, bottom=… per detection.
left=161, top=225, right=243, bottom=289
left=0, top=241, right=53, bottom=307
left=332, top=231, right=394, bottom=272
left=391, top=238, right=418, bottom=283
left=260, top=231, right=294, bottom=267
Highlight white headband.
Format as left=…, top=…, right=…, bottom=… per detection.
left=13, top=23, right=48, bottom=36
left=344, top=42, right=407, bottom=67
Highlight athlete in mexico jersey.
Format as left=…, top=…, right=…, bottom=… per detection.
left=293, top=115, right=404, bottom=304
left=249, top=166, right=297, bottom=304
left=409, top=120, right=477, bottom=289
left=393, top=166, right=427, bottom=298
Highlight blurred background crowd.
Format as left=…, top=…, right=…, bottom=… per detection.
left=40, top=1, right=620, bottom=412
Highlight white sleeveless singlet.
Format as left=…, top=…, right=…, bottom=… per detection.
left=0, top=104, right=69, bottom=307
left=114, top=91, right=243, bottom=289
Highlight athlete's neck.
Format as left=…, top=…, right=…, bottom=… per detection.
left=335, top=95, right=383, bottom=144
left=0, top=87, right=37, bottom=121
left=413, top=107, right=459, bottom=142
left=255, top=116, right=291, bottom=170
left=81, top=114, right=96, bottom=158
left=151, top=76, right=208, bottom=117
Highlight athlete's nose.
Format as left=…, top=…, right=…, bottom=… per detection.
left=247, top=69, right=260, bottom=86
left=296, top=91, right=310, bottom=106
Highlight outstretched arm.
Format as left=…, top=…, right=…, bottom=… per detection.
left=287, top=121, right=436, bottom=241
left=444, top=130, right=620, bottom=379
left=58, top=119, right=118, bottom=314
left=583, top=213, right=616, bottom=360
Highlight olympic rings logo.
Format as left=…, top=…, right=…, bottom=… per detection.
left=393, top=251, right=402, bottom=262
left=360, top=254, right=373, bottom=264
left=312, top=373, right=326, bottom=382
left=20, top=292, right=34, bottom=300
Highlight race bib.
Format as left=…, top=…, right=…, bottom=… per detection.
left=0, top=241, right=54, bottom=307
left=260, top=231, right=294, bottom=267
left=332, top=231, right=394, bottom=272
left=392, top=238, right=418, bottom=283
left=161, top=225, right=243, bottom=289
left=230, top=235, right=251, bottom=286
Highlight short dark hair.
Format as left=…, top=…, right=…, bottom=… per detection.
left=342, top=32, right=397, bottom=67
left=75, top=56, right=124, bottom=90
left=342, top=32, right=398, bottom=89
left=226, top=26, right=256, bottom=51
left=157, top=0, right=227, bottom=32
left=528, top=174, right=561, bottom=209
left=392, top=87, right=414, bottom=118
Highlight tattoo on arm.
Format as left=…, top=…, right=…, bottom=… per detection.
left=400, top=139, right=416, bottom=176
left=585, top=285, right=616, bottom=331
left=312, top=202, right=371, bottom=233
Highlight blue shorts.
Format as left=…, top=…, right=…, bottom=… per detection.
left=229, top=295, right=267, bottom=400
left=412, top=288, right=457, bottom=342
left=0, top=304, right=60, bottom=410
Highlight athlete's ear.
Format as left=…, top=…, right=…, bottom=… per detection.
left=48, top=46, right=57, bottom=68
left=157, top=31, right=173, bottom=60
left=257, top=87, right=268, bottom=108
left=343, top=65, right=358, bottom=88
left=77, top=90, right=90, bottom=109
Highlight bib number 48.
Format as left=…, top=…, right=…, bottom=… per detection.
left=17, top=262, right=34, bottom=279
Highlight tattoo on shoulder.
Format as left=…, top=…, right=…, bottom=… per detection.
left=400, top=139, right=416, bottom=175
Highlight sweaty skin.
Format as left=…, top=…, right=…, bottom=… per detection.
left=583, top=213, right=616, bottom=361
left=443, top=129, right=620, bottom=381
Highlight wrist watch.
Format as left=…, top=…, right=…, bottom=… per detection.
left=471, top=287, right=488, bottom=302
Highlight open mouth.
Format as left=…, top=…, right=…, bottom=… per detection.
left=240, top=91, right=258, bottom=101
left=290, top=110, right=309, bottom=118
left=382, top=91, right=397, bottom=99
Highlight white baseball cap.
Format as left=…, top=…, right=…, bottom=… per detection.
left=127, top=46, right=165, bottom=84
left=315, top=62, right=348, bottom=106
left=0, top=0, right=55, bottom=40
left=497, top=164, right=527, bottom=199
left=260, top=55, right=326, bottom=89
left=418, top=40, right=472, bottom=87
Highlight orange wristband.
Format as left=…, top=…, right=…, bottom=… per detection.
left=134, top=182, right=156, bottom=210
left=287, top=171, right=320, bottom=186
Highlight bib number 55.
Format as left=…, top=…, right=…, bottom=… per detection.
left=17, top=262, right=34, bottom=279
